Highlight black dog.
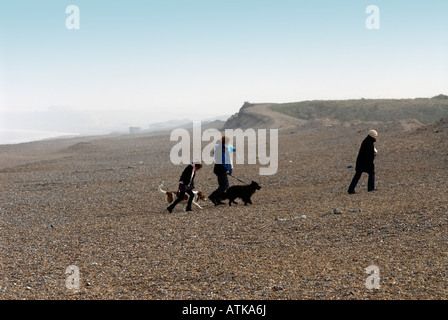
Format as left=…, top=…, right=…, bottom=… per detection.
left=224, top=181, right=261, bottom=206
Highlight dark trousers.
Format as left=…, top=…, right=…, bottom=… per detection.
left=168, top=186, right=194, bottom=210
left=210, top=169, right=229, bottom=201
left=348, top=170, right=375, bottom=193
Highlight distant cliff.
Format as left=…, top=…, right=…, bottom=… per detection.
left=224, top=102, right=305, bottom=130
left=270, top=95, right=448, bottom=124
left=224, top=95, right=448, bottom=130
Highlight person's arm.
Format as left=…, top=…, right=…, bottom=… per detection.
left=190, top=173, right=195, bottom=190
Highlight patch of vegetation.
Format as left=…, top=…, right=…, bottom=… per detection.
left=270, top=95, right=448, bottom=124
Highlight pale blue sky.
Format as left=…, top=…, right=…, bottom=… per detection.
left=1, top=0, right=447, bottom=123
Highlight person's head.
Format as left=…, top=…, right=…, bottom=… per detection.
left=193, top=163, right=203, bottom=172
left=368, top=130, right=378, bottom=140
left=221, top=135, right=230, bottom=146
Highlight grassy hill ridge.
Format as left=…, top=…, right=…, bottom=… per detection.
left=269, top=95, right=448, bottom=124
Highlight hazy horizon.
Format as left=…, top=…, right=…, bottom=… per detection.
left=0, top=107, right=231, bottom=144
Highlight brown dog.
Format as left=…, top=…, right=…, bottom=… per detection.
left=158, top=182, right=207, bottom=210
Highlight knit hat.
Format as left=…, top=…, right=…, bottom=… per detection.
left=368, top=130, right=378, bottom=138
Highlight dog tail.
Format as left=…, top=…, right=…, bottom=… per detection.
left=158, top=181, right=167, bottom=194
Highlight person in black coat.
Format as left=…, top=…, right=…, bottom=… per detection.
left=348, top=130, right=378, bottom=194
left=167, top=163, right=202, bottom=212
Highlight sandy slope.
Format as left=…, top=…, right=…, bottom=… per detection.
left=224, top=103, right=307, bottom=130
left=0, top=114, right=447, bottom=300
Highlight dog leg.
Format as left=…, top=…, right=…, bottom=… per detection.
left=228, top=198, right=237, bottom=206
left=193, top=201, right=202, bottom=209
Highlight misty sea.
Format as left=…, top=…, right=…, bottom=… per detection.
left=0, top=129, right=80, bottom=145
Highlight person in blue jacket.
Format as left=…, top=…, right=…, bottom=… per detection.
left=208, top=135, right=232, bottom=205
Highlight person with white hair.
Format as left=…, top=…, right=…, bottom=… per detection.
left=348, top=130, right=378, bottom=194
